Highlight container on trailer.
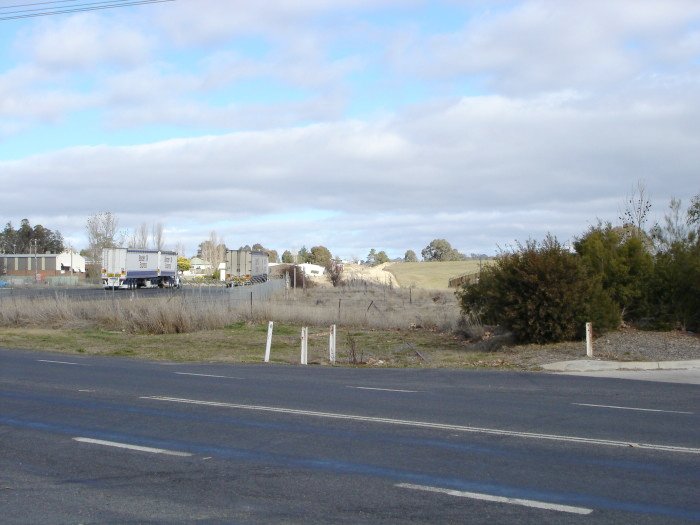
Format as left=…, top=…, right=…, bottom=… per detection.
left=224, top=250, right=269, bottom=286
left=102, top=248, right=179, bottom=289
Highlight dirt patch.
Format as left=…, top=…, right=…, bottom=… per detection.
left=500, top=328, right=700, bottom=369
left=341, top=263, right=399, bottom=288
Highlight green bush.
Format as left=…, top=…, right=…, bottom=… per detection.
left=574, top=222, right=653, bottom=321
left=458, top=235, right=619, bottom=344
left=646, top=240, right=700, bottom=331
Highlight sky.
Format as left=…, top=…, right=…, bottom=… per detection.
left=1, top=0, right=699, bottom=260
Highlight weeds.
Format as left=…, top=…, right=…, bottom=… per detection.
left=0, top=283, right=460, bottom=335
left=346, top=333, right=365, bottom=365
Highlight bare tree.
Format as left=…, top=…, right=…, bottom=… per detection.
left=86, top=211, right=121, bottom=266
left=619, top=180, right=652, bottom=238
left=127, top=230, right=138, bottom=249
left=135, top=223, right=149, bottom=249
left=152, top=222, right=165, bottom=251
left=174, top=241, right=187, bottom=257
left=199, top=231, right=226, bottom=275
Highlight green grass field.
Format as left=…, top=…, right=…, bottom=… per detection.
left=386, top=260, right=488, bottom=289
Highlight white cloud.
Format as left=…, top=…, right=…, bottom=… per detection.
left=156, top=0, right=405, bottom=46
left=389, top=0, right=700, bottom=94
left=21, top=14, right=154, bottom=70
left=2, top=1, right=699, bottom=257
left=2, top=85, right=698, bottom=256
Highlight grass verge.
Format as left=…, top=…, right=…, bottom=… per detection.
left=0, top=324, right=516, bottom=368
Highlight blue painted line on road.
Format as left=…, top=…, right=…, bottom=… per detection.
left=1, top=413, right=700, bottom=521
left=2, top=389, right=698, bottom=482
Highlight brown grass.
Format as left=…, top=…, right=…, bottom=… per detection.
left=0, top=285, right=460, bottom=334
left=386, top=260, right=489, bottom=289
left=0, top=284, right=502, bottom=367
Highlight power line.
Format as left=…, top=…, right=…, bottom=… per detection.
left=0, top=0, right=175, bottom=21
left=1, top=1, right=85, bottom=10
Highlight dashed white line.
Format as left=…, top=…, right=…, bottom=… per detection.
left=140, top=396, right=700, bottom=455
left=174, top=372, right=243, bottom=379
left=396, top=483, right=593, bottom=515
left=348, top=386, right=419, bottom=393
left=73, top=437, right=192, bottom=457
left=573, top=403, right=693, bottom=415
left=37, top=359, right=86, bottom=366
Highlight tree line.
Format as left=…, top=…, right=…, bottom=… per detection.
left=0, top=219, right=65, bottom=254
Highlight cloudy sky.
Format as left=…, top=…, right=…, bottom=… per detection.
left=1, top=0, right=699, bottom=259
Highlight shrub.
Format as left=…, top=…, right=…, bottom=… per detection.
left=459, top=235, right=619, bottom=344
left=646, top=240, right=700, bottom=331
left=574, top=222, right=653, bottom=321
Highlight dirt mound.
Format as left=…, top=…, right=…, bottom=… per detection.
left=341, top=263, right=399, bottom=287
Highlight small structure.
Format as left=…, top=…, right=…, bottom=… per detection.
left=189, top=257, right=213, bottom=274
left=298, top=263, right=325, bottom=276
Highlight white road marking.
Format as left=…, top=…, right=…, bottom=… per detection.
left=37, top=359, right=86, bottom=366
left=396, top=483, right=593, bottom=515
left=78, top=389, right=95, bottom=392
left=140, top=396, right=700, bottom=455
left=72, top=437, right=192, bottom=456
left=348, top=386, right=419, bottom=393
left=573, top=403, right=693, bottom=415
left=174, top=372, right=243, bottom=379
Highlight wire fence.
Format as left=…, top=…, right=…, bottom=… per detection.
left=0, top=277, right=287, bottom=306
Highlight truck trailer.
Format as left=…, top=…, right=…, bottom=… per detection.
left=223, top=250, right=269, bottom=287
left=102, top=248, right=179, bottom=289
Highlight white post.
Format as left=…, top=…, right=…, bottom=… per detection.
left=301, top=327, right=308, bottom=365
left=264, top=321, right=273, bottom=363
left=329, top=324, right=336, bottom=364
left=586, top=322, right=593, bottom=357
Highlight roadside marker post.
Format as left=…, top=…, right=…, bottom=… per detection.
left=586, top=322, right=593, bottom=357
left=264, top=321, right=273, bottom=363
left=329, top=324, right=336, bottom=364
left=300, top=327, right=308, bottom=365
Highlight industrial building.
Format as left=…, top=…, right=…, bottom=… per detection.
left=0, top=251, right=85, bottom=280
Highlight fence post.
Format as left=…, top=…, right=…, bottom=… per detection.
left=300, top=327, right=308, bottom=365
left=586, top=322, right=593, bottom=357
left=264, top=321, right=273, bottom=363
left=329, top=324, right=336, bottom=364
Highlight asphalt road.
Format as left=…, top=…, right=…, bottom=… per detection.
left=1, top=348, right=699, bottom=524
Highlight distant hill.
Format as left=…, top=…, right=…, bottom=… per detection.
left=385, top=260, right=489, bottom=290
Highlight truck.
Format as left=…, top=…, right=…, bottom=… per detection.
left=223, top=249, right=269, bottom=287
left=102, top=248, right=179, bottom=289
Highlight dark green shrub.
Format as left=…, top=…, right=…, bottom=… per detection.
left=646, top=240, right=700, bottom=331
left=459, top=235, right=619, bottom=344
left=574, top=222, right=653, bottom=321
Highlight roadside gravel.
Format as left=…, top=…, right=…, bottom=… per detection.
left=499, top=328, right=700, bottom=370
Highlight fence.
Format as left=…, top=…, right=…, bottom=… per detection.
left=0, top=277, right=286, bottom=306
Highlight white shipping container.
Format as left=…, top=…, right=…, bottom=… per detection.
left=102, top=248, right=127, bottom=278
left=159, top=252, right=177, bottom=277
left=125, top=250, right=160, bottom=277
left=102, top=248, right=179, bottom=288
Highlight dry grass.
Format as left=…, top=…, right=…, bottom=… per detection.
left=386, top=260, right=489, bottom=289
left=0, top=324, right=503, bottom=368
left=0, top=285, right=460, bottom=334
left=0, top=284, right=502, bottom=367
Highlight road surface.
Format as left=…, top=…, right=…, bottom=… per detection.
left=1, top=348, right=698, bottom=523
